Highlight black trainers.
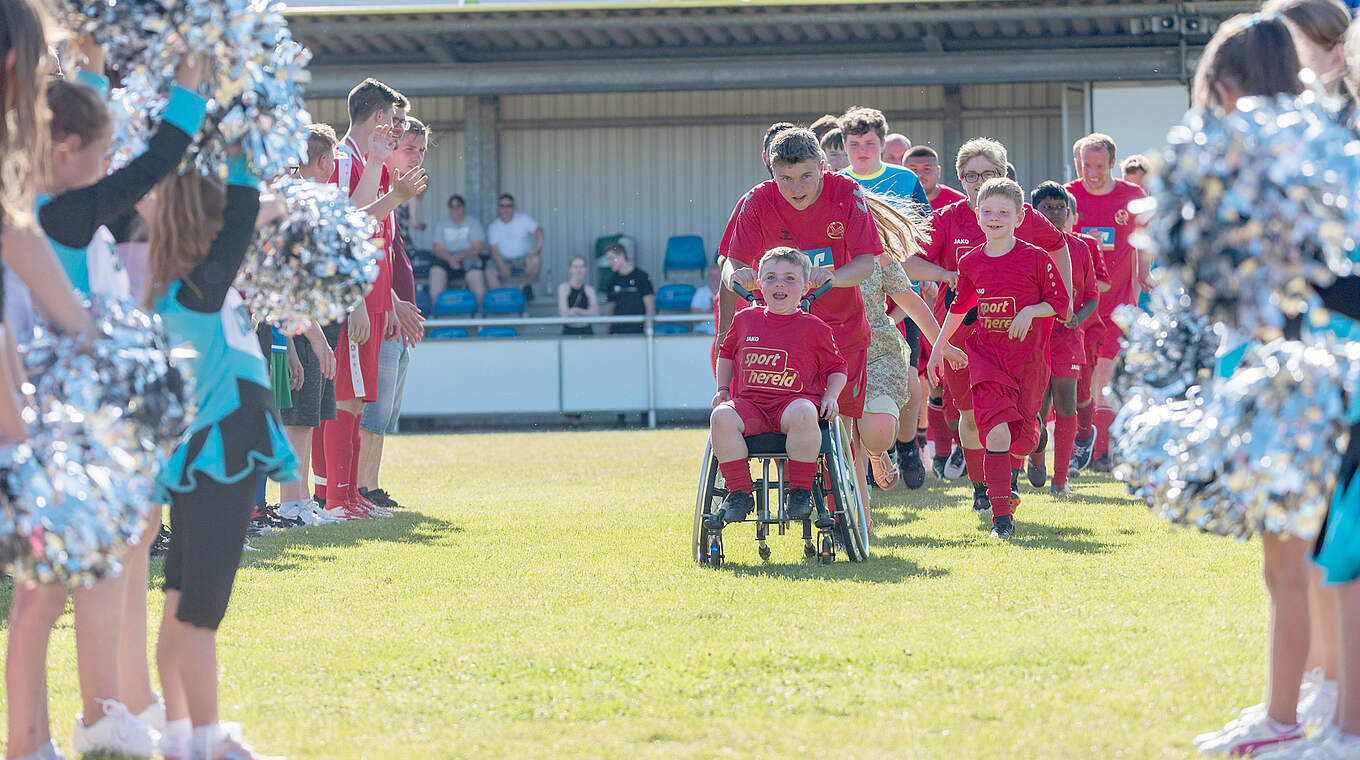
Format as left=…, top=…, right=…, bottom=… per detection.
left=1035, top=419, right=1048, bottom=455
left=786, top=488, right=814, bottom=521
left=990, top=514, right=1015, bottom=539
left=1092, top=452, right=1112, bottom=472
left=931, top=455, right=948, bottom=479
left=149, top=525, right=170, bottom=558
left=896, top=441, right=926, bottom=490
left=1010, top=468, right=1021, bottom=500
left=1070, top=431, right=1095, bottom=472
left=246, top=509, right=271, bottom=537
left=705, top=490, right=754, bottom=529
left=971, top=482, right=991, bottom=513
left=361, top=487, right=401, bottom=509
left=265, top=504, right=303, bottom=530
left=943, top=445, right=967, bottom=480
left=1050, top=483, right=1075, bottom=498
left=1026, top=453, right=1047, bottom=488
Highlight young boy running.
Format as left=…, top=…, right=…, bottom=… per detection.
left=928, top=178, right=1068, bottom=538
left=706, top=247, right=847, bottom=527
left=1025, top=181, right=1102, bottom=496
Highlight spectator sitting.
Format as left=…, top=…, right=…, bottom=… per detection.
left=557, top=255, right=599, bottom=336
left=691, top=264, right=720, bottom=335
left=487, top=192, right=543, bottom=303
left=604, top=242, right=654, bottom=335
left=431, top=193, right=487, bottom=306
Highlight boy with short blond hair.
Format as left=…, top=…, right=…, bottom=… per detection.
left=928, top=179, right=1069, bottom=538
left=707, top=247, right=848, bottom=528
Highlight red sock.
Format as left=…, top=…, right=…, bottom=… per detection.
left=1011, top=454, right=1024, bottom=471
left=348, top=419, right=362, bottom=502
left=1076, top=403, right=1094, bottom=440
left=927, top=400, right=952, bottom=455
left=311, top=424, right=327, bottom=500
left=1093, top=405, right=1115, bottom=459
left=718, top=459, right=753, bottom=493
left=786, top=459, right=817, bottom=490
left=962, top=446, right=985, bottom=482
left=324, top=411, right=357, bottom=506
left=985, top=449, right=1013, bottom=517
left=1052, top=414, right=1078, bottom=488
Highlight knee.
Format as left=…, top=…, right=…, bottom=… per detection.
left=1263, top=551, right=1311, bottom=596
left=785, top=400, right=818, bottom=429
left=12, top=585, right=66, bottom=629
left=710, top=405, right=738, bottom=431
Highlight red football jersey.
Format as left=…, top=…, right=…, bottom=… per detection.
left=929, top=184, right=967, bottom=211
left=332, top=136, right=393, bottom=314
left=718, top=305, right=847, bottom=411
left=1065, top=178, right=1144, bottom=318
left=717, top=189, right=753, bottom=260
left=727, top=173, right=883, bottom=353
left=1053, top=231, right=1101, bottom=342
left=920, top=199, right=1066, bottom=346
left=950, top=239, right=1070, bottom=389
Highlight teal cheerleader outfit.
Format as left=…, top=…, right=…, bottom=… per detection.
left=155, top=161, right=297, bottom=629
left=1313, top=274, right=1360, bottom=584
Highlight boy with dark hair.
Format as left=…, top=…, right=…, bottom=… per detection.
left=604, top=242, right=654, bottom=335
left=838, top=106, right=929, bottom=210
left=928, top=179, right=1068, bottom=538
left=819, top=128, right=849, bottom=172
left=809, top=114, right=840, bottom=141
left=1118, top=154, right=1149, bottom=191
left=706, top=247, right=847, bottom=527
left=904, top=145, right=967, bottom=210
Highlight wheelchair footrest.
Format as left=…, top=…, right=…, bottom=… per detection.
left=814, top=516, right=834, bottom=530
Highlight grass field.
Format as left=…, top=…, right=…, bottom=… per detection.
left=1, top=428, right=1270, bottom=759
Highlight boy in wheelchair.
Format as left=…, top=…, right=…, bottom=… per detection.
left=707, top=247, right=847, bottom=528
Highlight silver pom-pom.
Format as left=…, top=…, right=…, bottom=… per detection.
left=1110, top=285, right=1220, bottom=403
left=236, top=177, right=381, bottom=334
left=1135, top=93, right=1360, bottom=332
left=1114, top=339, right=1351, bottom=540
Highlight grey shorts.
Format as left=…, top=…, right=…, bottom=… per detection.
left=360, top=339, right=410, bottom=434
left=279, top=335, right=337, bottom=428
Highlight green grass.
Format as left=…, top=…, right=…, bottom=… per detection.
left=2, top=428, right=1267, bottom=759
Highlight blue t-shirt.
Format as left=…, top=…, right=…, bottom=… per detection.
left=844, top=164, right=930, bottom=215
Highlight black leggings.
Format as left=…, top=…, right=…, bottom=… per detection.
left=162, top=473, right=257, bottom=630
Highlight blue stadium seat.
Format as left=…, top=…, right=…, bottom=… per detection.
left=410, top=249, right=435, bottom=281
left=663, top=235, right=707, bottom=276
left=433, top=289, right=477, bottom=317
left=478, top=325, right=519, bottom=339
left=415, top=289, right=432, bottom=316
left=654, top=323, right=691, bottom=334
left=428, top=327, right=470, bottom=340
left=482, top=287, right=526, bottom=316
left=656, top=283, right=696, bottom=312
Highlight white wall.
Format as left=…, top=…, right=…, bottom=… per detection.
left=1091, top=81, right=1190, bottom=173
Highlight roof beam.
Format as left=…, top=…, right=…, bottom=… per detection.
left=306, top=45, right=1191, bottom=98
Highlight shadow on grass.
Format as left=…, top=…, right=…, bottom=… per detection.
left=715, top=552, right=949, bottom=583
left=876, top=521, right=1114, bottom=554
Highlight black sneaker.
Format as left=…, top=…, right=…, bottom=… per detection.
left=705, top=490, right=754, bottom=529
left=149, top=525, right=170, bottom=558
left=1010, top=468, right=1021, bottom=500
left=246, top=510, right=271, bottom=537
left=265, top=504, right=304, bottom=530
left=315, top=496, right=327, bottom=510
left=1070, top=431, right=1095, bottom=472
left=931, top=455, right=948, bottom=479
left=971, top=482, right=991, bottom=513
left=943, top=445, right=967, bottom=480
left=1050, top=483, right=1075, bottom=498
left=361, top=487, right=401, bottom=509
left=1027, top=453, right=1047, bottom=488
left=786, top=488, right=813, bottom=521
left=1092, top=452, right=1112, bottom=473
left=896, top=441, right=926, bottom=490
left=990, top=514, right=1015, bottom=539
left=1035, top=420, right=1048, bottom=455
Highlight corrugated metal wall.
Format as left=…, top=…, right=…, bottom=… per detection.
left=306, top=84, right=1066, bottom=288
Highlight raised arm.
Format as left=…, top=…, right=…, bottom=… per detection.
left=175, top=161, right=262, bottom=313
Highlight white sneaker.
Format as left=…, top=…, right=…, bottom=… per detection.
left=306, top=500, right=340, bottom=524
left=1298, top=673, right=1338, bottom=732
left=1197, top=704, right=1268, bottom=748
left=192, top=721, right=286, bottom=760
left=321, top=504, right=353, bottom=521
left=72, top=698, right=159, bottom=757
left=281, top=499, right=335, bottom=526
left=135, top=694, right=167, bottom=734
left=1257, top=726, right=1360, bottom=760
left=942, top=445, right=967, bottom=480
left=161, top=717, right=192, bottom=759
left=1197, top=713, right=1305, bottom=756
left=242, top=538, right=259, bottom=552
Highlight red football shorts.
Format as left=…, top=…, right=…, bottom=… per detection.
left=724, top=396, right=810, bottom=437
left=1048, top=327, right=1086, bottom=379
left=335, top=310, right=383, bottom=403
left=838, top=344, right=868, bottom=419
left=1098, top=321, right=1124, bottom=361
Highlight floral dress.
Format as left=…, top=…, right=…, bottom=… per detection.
left=858, top=262, right=914, bottom=409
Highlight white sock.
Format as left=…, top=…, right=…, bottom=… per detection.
left=161, top=718, right=191, bottom=757
left=191, top=722, right=228, bottom=760
left=1266, top=717, right=1299, bottom=732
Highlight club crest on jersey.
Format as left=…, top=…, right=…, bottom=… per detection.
left=826, top=221, right=845, bottom=239
left=1114, top=209, right=1130, bottom=225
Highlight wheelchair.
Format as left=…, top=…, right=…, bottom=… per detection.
left=692, top=419, right=868, bottom=566
left=690, top=280, right=869, bottom=567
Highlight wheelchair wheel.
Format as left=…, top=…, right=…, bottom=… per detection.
left=692, top=437, right=722, bottom=564
left=826, top=420, right=869, bottom=562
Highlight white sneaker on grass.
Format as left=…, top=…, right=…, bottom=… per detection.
left=1197, top=713, right=1305, bottom=756
left=1256, top=726, right=1360, bottom=759
left=1197, top=704, right=1268, bottom=748
left=942, top=445, right=967, bottom=480
left=193, top=721, right=285, bottom=760
left=72, top=698, right=159, bottom=757
left=280, top=499, right=336, bottom=526
left=135, top=694, right=167, bottom=734
left=1297, top=670, right=1338, bottom=732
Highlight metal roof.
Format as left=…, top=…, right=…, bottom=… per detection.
left=289, top=0, right=1254, bottom=96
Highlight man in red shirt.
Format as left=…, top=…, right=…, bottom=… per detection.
left=919, top=138, right=1071, bottom=511
left=1063, top=133, right=1151, bottom=471
left=1025, top=182, right=1102, bottom=496
left=724, top=128, right=883, bottom=421
left=928, top=179, right=1068, bottom=539
left=707, top=248, right=847, bottom=527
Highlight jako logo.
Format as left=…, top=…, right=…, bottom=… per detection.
left=746, top=336, right=760, bottom=342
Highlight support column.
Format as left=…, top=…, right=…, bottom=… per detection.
left=464, top=94, right=501, bottom=227
left=942, top=84, right=963, bottom=169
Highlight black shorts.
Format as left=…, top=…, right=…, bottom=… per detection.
left=162, top=474, right=257, bottom=630
left=901, top=317, right=921, bottom=367
left=279, top=336, right=336, bottom=427
left=319, top=323, right=341, bottom=422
